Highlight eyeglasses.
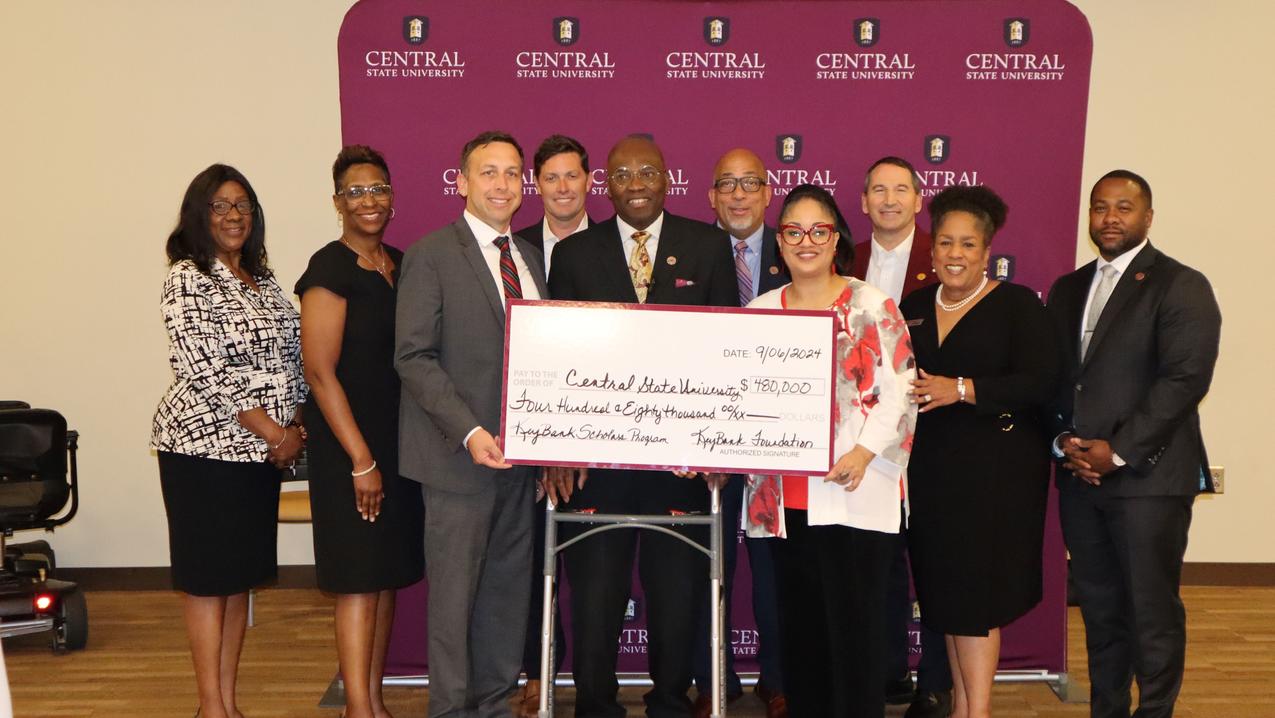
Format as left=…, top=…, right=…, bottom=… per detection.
left=336, top=184, right=393, bottom=201
left=713, top=176, right=765, bottom=194
left=208, top=200, right=254, bottom=216
left=778, top=223, right=837, bottom=245
left=608, top=167, right=663, bottom=188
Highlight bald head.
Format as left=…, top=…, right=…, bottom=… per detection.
left=606, top=136, right=668, bottom=229
left=709, top=147, right=772, bottom=240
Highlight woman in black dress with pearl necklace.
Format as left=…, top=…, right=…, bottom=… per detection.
left=900, top=186, right=1059, bottom=718
left=297, top=146, right=423, bottom=718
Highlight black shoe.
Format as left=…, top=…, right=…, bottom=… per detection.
left=885, top=675, right=915, bottom=705
left=903, top=690, right=953, bottom=718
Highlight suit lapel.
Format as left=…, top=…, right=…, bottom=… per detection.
left=513, top=235, right=550, bottom=298
left=1083, top=244, right=1158, bottom=366
left=902, top=228, right=936, bottom=298
left=455, top=220, right=506, bottom=325
left=650, top=215, right=683, bottom=302
left=599, top=217, right=640, bottom=302
left=758, top=226, right=786, bottom=294
left=1063, top=264, right=1094, bottom=366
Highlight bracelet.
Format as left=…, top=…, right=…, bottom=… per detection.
left=957, top=376, right=967, bottom=403
left=269, top=426, right=289, bottom=450
left=352, top=460, right=378, bottom=477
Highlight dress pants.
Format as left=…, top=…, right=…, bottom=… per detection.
left=1059, top=488, right=1193, bottom=718
left=562, top=469, right=709, bottom=718
left=423, top=473, right=534, bottom=718
left=885, top=505, right=952, bottom=693
left=772, top=509, right=893, bottom=718
left=692, top=475, right=784, bottom=697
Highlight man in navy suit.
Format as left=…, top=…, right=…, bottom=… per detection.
left=690, top=147, right=789, bottom=718
left=1047, top=170, right=1220, bottom=718
left=851, top=156, right=950, bottom=718
left=546, top=135, right=738, bottom=718
left=510, top=133, right=595, bottom=717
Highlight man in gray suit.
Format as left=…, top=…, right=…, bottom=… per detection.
left=396, top=130, right=548, bottom=718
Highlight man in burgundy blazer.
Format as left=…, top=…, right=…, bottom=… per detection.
left=852, top=156, right=949, bottom=718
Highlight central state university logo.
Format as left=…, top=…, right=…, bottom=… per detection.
left=924, top=135, right=950, bottom=165
left=553, top=17, right=579, bottom=46
left=403, top=16, right=428, bottom=45
left=1004, top=18, right=1030, bottom=47
left=854, top=18, right=880, bottom=47
left=991, top=255, right=1016, bottom=281
left=776, top=135, right=802, bottom=164
left=704, top=17, right=730, bottom=46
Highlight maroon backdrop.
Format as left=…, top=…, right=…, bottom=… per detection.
left=336, top=0, right=1092, bottom=678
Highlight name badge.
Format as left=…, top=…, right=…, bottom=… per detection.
left=906, top=318, right=925, bottom=327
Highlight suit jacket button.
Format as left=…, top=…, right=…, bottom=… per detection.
left=1075, top=383, right=1083, bottom=392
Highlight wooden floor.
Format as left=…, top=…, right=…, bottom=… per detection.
left=4, top=586, right=1273, bottom=717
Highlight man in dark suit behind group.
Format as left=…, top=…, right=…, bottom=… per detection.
left=395, top=131, right=548, bottom=718
left=545, top=135, right=738, bottom=718
left=509, top=133, right=596, bottom=718
left=851, top=156, right=950, bottom=718
left=1047, top=170, right=1221, bottom=718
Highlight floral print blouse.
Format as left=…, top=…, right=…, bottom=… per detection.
left=743, top=277, right=917, bottom=537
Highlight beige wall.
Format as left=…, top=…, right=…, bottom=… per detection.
left=1, top=1, right=1267, bottom=568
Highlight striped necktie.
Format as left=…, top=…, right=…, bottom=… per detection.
left=735, top=240, right=754, bottom=306
left=493, top=235, right=522, bottom=300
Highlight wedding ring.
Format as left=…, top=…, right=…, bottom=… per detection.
left=924, top=394, right=933, bottom=403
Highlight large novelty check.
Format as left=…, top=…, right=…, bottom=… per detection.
left=500, top=300, right=837, bottom=475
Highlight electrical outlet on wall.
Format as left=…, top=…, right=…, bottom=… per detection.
left=1209, top=466, right=1224, bottom=493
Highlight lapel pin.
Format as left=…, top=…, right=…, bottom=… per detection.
left=769, top=265, right=780, bottom=275
left=916, top=272, right=928, bottom=281
left=666, top=256, right=677, bottom=265
left=1135, top=272, right=1146, bottom=281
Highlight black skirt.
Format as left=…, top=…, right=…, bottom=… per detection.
left=158, top=451, right=281, bottom=596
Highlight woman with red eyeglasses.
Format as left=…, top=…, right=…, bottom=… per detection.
left=743, top=183, right=917, bottom=718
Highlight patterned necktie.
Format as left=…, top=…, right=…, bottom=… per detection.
left=1081, top=264, right=1117, bottom=358
left=735, top=240, right=754, bottom=306
left=629, top=230, right=652, bottom=302
left=493, top=235, right=522, bottom=301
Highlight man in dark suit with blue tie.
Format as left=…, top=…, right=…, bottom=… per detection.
left=395, top=131, right=549, bottom=718
left=545, top=135, right=738, bottom=718
left=1047, top=170, right=1221, bottom=718
left=689, top=147, right=789, bottom=718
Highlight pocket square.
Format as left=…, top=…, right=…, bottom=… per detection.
left=675, top=278, right=696, bottom=288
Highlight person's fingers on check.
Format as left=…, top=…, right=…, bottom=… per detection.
left=467, top=429, right=512, bottom=469
left=672, top=470, right=699, bottom=479
left=702, top=472, right=729, bottom=490
left=575, top=467, right=589, bottom=490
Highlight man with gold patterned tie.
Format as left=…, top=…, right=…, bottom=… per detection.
left=546, top=135, right=738, bottom=718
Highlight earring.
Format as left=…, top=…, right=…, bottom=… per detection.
left=336, top=213, right=343, bottom=226
left=390, top=207, right=396, bottom=219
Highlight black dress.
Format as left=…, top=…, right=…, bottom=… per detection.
left=900, top=282, right=1059, bottom=636
left=295, top=241, right=424, bottom=594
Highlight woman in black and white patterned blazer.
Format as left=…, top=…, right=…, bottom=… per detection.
left=151, top=163, right=306, bottom=718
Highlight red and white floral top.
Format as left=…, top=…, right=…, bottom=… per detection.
left=743, top=277, right=917, bottom=537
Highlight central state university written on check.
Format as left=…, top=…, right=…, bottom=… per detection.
left=499, top=301, right=837, bottom=475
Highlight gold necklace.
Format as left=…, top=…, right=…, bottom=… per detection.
left=340, top=237, right=388, bottom=277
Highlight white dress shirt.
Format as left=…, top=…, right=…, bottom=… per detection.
left=464, top=210, right=542, bottom=308
left=866, top=229, right=915, bottom=305
left=617, top=212, right=665, bottom=269
left=460, top=211, right=541, bottom=449
left=539, top=213, right=590, bottom=279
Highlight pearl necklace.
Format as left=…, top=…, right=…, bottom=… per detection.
left=341, top=238, right=389, bottom=277
left=935, top=274, right=988, bottom=312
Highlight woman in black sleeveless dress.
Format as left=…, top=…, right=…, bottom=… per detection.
left=296, top=146, right=423, bottom=718
left=901, top=186, right=1058, bottom=718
